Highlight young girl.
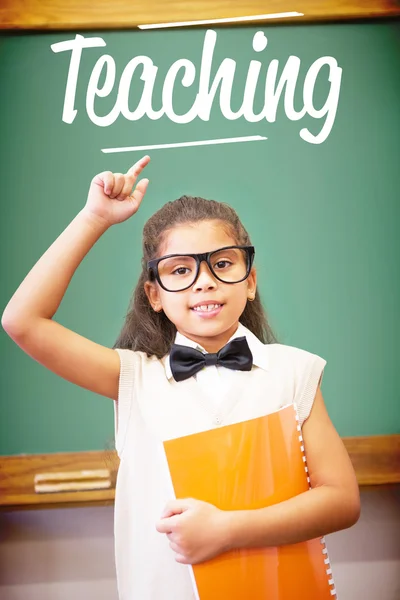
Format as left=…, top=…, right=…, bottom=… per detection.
left=2, top=155, right=360, bottom=600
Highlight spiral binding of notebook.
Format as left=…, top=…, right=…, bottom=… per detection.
left=293, top=403, right=338, bottom=599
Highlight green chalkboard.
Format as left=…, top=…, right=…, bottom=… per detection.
left=0, top=22, right=399, bottom=456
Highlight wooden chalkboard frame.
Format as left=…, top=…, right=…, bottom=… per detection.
left=0, top=451, right=117, bottom=510
left=0, top=0, right=399, bottom=508
left=1, top=436, right=399, bottom=510
left=0, top=0, right=399, bottom=30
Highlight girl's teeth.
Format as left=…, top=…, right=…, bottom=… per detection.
left=194, top=304, right=220, bottom=312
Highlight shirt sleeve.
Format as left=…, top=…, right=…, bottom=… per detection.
left=293, top=348, right=327, bottom=428
left=113, top=348, right=137, bottom=457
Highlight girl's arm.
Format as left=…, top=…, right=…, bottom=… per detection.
left=2, top=156, right=150, bottom=401
left=225, top=385, right=361, bottom=548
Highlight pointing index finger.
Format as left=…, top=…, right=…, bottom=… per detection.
left=126, top=155, right=150, bottom=178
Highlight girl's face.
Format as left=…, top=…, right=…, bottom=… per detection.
left=145, top=220, right=257, bottom=353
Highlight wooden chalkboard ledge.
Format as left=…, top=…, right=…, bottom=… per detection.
left=1, top=434, right=399, bottom=510
left=0, top=0, right=400, bottom=30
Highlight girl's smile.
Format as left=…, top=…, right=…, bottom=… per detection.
left=190, top=301, right=224, bottom=318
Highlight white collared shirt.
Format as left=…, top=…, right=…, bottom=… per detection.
left=164, top=322, right=268, bottom=410
left=113, top=326, right=327, bottom=600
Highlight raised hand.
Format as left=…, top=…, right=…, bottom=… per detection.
left=84, top=155, right=150, bottom=226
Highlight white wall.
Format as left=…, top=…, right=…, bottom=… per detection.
left=0, top=485, right=399, bottom=600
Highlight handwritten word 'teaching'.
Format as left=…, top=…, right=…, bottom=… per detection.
left=51, top=31, right=342, bottom=145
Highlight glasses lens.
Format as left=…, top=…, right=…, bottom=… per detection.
left=157, top=248, right=250, bottom=291
left=209, top=247, right=249, bottom=283
left=158, top=255, right=198, bottom=291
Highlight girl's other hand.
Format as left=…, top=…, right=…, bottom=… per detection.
left=84, top=155, right=150, bottom=227
left=156, top=498, right=232, bottom=565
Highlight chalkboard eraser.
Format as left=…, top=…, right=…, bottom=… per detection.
left=34, top=469, right=111, bottom=494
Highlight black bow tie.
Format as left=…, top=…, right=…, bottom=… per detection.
left=169, top=336, right=253, bottom=382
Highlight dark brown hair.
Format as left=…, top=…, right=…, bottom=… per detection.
left=113, top=196, right=278, bottom=357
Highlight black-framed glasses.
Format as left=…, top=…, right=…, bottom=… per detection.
left=147, top=245, right=255, bottom=292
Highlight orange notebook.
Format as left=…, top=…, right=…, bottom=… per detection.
left=163, top=404, right=337, bottom=600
